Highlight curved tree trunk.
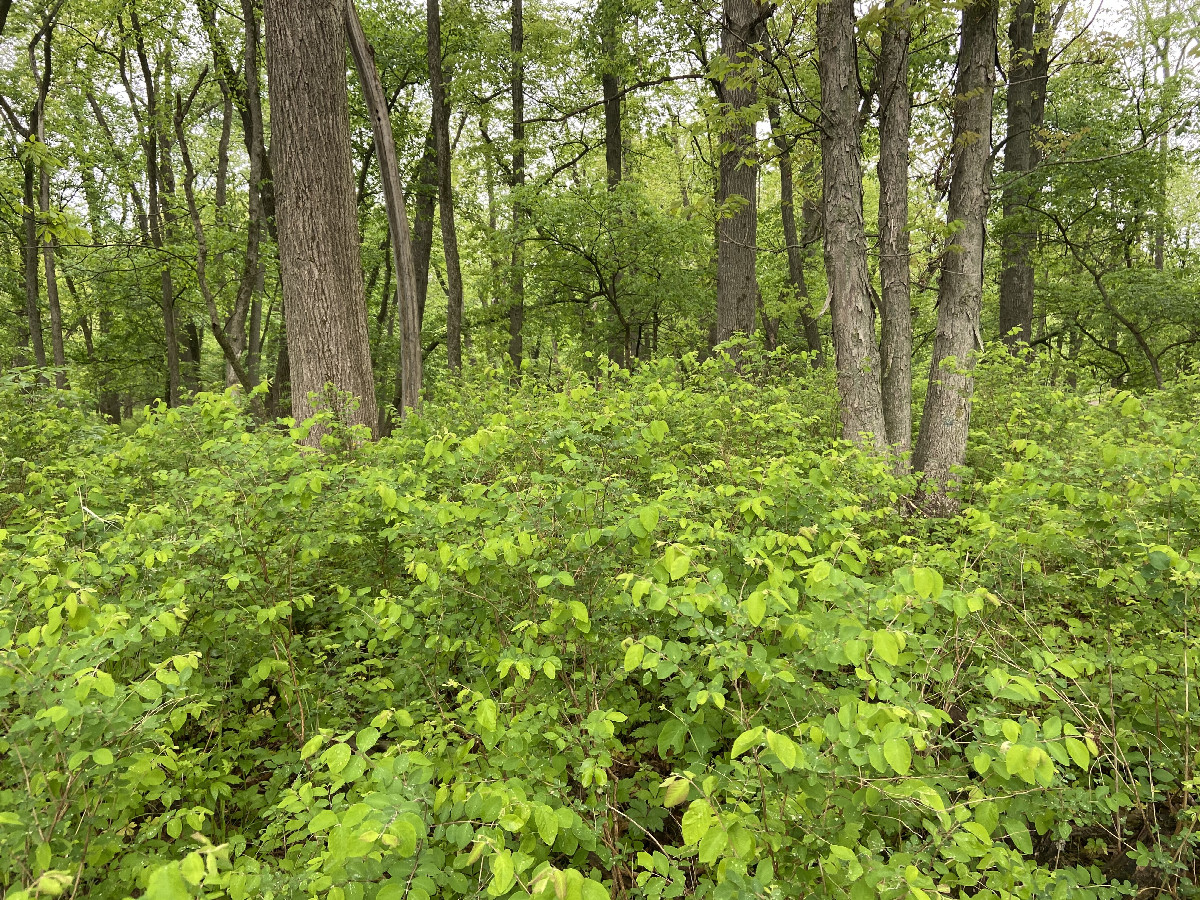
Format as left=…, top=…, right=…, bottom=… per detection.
left=912, top=0, right=998, bottom=508
left=265, top=0, right=378, bottom=440
left=817, top=0, right=887, bottom=451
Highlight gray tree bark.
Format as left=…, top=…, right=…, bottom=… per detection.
left=912, top=0, right=998, bottom=507
left=509, top=0, right=526, bottom=370
left=427, top=0, right=464, bottom=371
left=877, top=0, right=912, bottom=458
left=817, top=0, right=888, bottom=451
left=714, top=0, right=768, bottom=348
left=265, top=0, right=379, bottom=440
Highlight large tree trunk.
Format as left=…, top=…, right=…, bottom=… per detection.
left=33, top=24, right=65, bottom=389
left=265, top=0, right=378, bottom=440
left=21, top=162, right=47, bottom=370
left=817, top=0, right=887, bottom=451
left=509, top=0, right=525, bottom=370
left=411, top=129, right=437, bottom=328
left=767, top=103, right=822, bottom=365
left=714, top=0, right=768, bottom=348
left=877, top=0, right=912, bottom=459
left=912, top=0, right=997, bottom=507
left=346, top=0, right=421, bottom=429
left=427, top=0, right=464, bottom=371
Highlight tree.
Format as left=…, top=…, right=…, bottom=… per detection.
left=817, top=0, right=887, bottom=451
left=264, top=0, right=378, bottom=439
left=912, top=0, right=998, bottom=505
left=714, top=0, right=769, bottom=348
left=877, top=0, right=913, bottom=459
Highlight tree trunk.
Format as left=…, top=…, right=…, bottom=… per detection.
left=265, top=0, right=378, bottom=440
left=877, top=0, right=912, bottom=459
left=912, top=0, right=997, bottom=507
left=427, top=0, right=464, bottom=371
left=22, top=162, right=47, bottom=370
left=345, top=0, right=421, bottom=429
left=767, top=103, right=823, bottom=365
left=509, top=0, right=526, bottom=370
left=714, top=0, right=767, bottom=348
left=411, top=128, right=437, bottom=327
left=817, top=0, right=888, bottom=451
left=998, top=0, right=1036, bottom=348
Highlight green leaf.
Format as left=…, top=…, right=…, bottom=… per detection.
left=488, top=849, right=515, bottom=896
left=883, top=738, right=911, bottom=775
left=731, top=726, right=764, bottom=759
left=394, top=818, right=418, bottom=857
left=681, top=799, right=712, bottom=845
left=581, top=879, right=610, bottom=900
left=662, top=778, right=690, bottom=807
left=308, top=810, right=339, bottom=833
left=1064, top=737, right=1090, bottom=770
left=300, top=735, right=323, bottom=760
left=623, top=642, right=645, bottom=672
left=744, top=593, right=766, bottom=626
left=639, top=506, right=660, bottom=533
left=322, top=743, right=352, bottom=775
left=766, top=731, right=798, bottom=770
left=145, top=864, right=189, bottom=900
left=698, top=825, right=728, bottom=864
left=356, top=726, right=380, bottom=754
left=180, top=852, right=205, bottom=886
left=912, top=567, right=943, bottom=599
left=872, top=630, right=899, bottom=666
left=476, top=698, right=499, bottom=733
left=92, top=748, right=114, bottom=766
left=668, top=546, right=689, bottom=581
left=534, top=804, right=559, bottom=846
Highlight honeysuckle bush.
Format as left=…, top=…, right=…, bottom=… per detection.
left=0, top=351, right=1196, bottom=900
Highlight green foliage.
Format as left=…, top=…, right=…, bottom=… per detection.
left=0, top=357, right=1197, bottom=899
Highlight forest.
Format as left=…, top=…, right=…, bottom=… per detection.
left=0, top=0, right=1198, bottom=896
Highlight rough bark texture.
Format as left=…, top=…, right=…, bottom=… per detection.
left=877, top=0, right=912, bottom=458
left=714, top=0, right=767, bottom=347
left=817, top=0, right=887, bottom=451
left=21, top=163, right=46, bottom=370
left=265, top=0, right=378, bottom=440
left=345, top=0, right=421, bottom=429
left=767, top=103, right=823, bottom=364
left=427, top=0, right=464, bottom=371
left=998, top=0, right=1036, bottom=348
left=509, top=0, right=525, bottom=371
left=411, top=129, right=437, bottom=327
left=912, top=0, right=997, bottom=506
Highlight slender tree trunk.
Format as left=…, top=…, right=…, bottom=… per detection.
left=509, top=0, right=526, bottom=370
left=767, top=103, right=823, bottom=365
left=215, top=90, right=232, bottom=212
left=265, top=0, right=378, bottom=440
left=877, top=0, right=912, bottom=458
left=998, top=0, right=1036, bottom=348
left=21, top=162, right=46, bottom=370
left=345, top=0, right=421, bottom=428
left=714, top=0, right=768, bottom=348
left=427, top=0, right=464, bottom=371
left=411, top=128, right=437, bottom=326
left=912, top=0, right=998, bottom=507
left=817, top=0, right=887, bottom=451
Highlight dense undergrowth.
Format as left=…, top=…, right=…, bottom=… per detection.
left=0, top=350, right=1196, bottom=900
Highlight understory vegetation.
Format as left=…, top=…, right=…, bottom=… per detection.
left=0, top=351, right=1196, bottom=900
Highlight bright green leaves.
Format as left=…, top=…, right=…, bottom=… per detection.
left=743, top=591, right=766, bottom=626
left=476, top=698, right=499, bottom=733
left=145, top=863, right=189, bottom=900
left=623, top=642, right=645, bottom=672
left=1064, top=736, right=1091, bottom=769
left=730, top=726, right=764, bottom=759
left=766, top=730, right=798, bottom=770
left=912, top=567, right=943, bottom=600
left=681, top=799, right=712, bottom=846
left=321, top=743, right=352, bottom=775
left=534, top=804, right=559, bottom=846
left=662, top=777, right=691, bottom=807
left=1004, top=744, right=1055, bottom=786
left=883, top=738, right=912, bottom=776
left=664, top=544, right=690, bottom=581
left=872, top=630, right=900, bottom=666
left=488, top=849, right=515, bottom=896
